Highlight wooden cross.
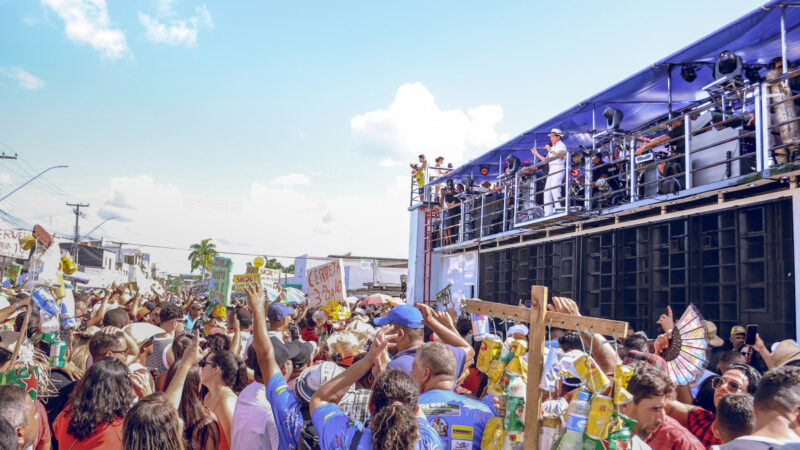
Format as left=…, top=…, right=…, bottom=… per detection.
left=463, top=285, right=629, bottom=446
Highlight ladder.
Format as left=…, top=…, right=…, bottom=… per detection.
left=422, top=207, right=435, bottom=305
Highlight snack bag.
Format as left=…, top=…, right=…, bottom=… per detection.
left=613, top=365, right=634, bottom=405
left=504, top=397, right=525, bottom=432
left=582, top=434, right=610, bottom=450
left=487, top=360, right=508, bottom=396
left=508, top=339, right=527, bottom=357
left=607, top=412, right=636, bottom=450
left=482, top=417, right=505, bottom=450
left=476, top=335, right=503, bottom=373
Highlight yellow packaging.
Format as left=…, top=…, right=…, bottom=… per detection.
left=476, top=335, right=503, bottom=373
left=614, top=365, right=634, bottom=405
left=481, top=416, right=504, bottom=450
left=60, top=253, right=77, bottom=275
left=585, top=395, right=614, bottom=439
left=19, top=236, right=35, bottom=251
left=487, top=360, right=508, bottom=396
left=509, top=339, right=527, bottom=357
left=573, top=354, right=611, bottom=394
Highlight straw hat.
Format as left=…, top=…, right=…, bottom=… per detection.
left=770, top=339, right=800, bottom=367
left=124, top=323, right=165, bottom=348
left=702, top=320, right=724, bottom=348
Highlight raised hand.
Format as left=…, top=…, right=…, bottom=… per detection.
left=657, top=306, right=675, bottom=333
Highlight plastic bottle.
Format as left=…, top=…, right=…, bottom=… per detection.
left=556, top=390, right=591, bottom=449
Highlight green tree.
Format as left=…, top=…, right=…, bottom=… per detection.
left=264, top=258, right=284, bottom=270
left=188, top=238, right=218, bottom=277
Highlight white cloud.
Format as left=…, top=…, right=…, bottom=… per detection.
left=138, top=4, right=213, bottom=47
left=0, top=173, right=13, bottom=185
left=41, top=0, right=130, bottom=59
left=272, top=173, right=311, bottom=187
left=0, top=67, right=45, bottom=90
left=351, top=82, right=507, bottom=166
left=81, top=174, right=409, bottom=273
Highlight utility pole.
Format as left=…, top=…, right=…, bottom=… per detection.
left=0, top=153, right=17, bottom=160
left=66, top=202, right=89, bottom=264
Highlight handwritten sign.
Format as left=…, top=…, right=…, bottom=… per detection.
left=191, top=278, right=214, bottom=295
left=306, top=259, right=346, bottom=308
left=210, top=257, right=233, bottom=306
left=233, top=273, right=260, bottom=293
left=0, top=229, right=32, bottom=260
left=246, top=266, right=281, bottom=291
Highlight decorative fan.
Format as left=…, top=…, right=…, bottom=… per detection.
left=662, top=304, right=709, bottom=385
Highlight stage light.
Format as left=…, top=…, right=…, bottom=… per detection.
left=680, top=65, right=697, bottom=83
left=745, top=66, right=763, bottom=83
left=714, top=50, right=742, bottom=81
left=602, top=106, right=624, bottom=131
left=505, top=155, right=521, bottom=175
left=479, top=166, right=489, bottom=176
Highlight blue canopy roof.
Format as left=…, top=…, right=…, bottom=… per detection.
left=438, top=1, right=800, bottom=185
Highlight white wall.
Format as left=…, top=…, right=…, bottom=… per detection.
left=439, top=251, right=478, bottom=313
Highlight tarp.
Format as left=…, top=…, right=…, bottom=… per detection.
left=436, top=1, right=800, bottom=186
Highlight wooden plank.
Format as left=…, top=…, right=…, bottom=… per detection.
left=462, top=298, right=531, bottom=323
left=544, top=311, right=629, bottom=337
left=524, top=285, right=548, bottom=447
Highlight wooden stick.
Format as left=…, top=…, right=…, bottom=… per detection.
left=545, top=311, right=628, bottom=337
left=1, top=305, right=31, bottom=383
left=524, top=285, right=548, bottom=447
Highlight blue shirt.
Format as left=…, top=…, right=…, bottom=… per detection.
left=418, top=389, right=495, bottom=450
left=265, top=373, right=303, bottom=450
left=387, top=345, right=467, bottom=379
left=185, top=313, right=199, bottom=331
left=312, top=402, right=443, bottom=450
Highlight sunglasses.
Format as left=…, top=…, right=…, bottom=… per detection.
left=199, top=359, right=217, bottom=369
left=711, top=376, right=744, bottom=393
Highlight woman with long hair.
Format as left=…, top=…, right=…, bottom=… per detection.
left=53, top=357, right=132, bottom=449
left=310, top=330, right=443, bottom=450
left=199, top=349, right=247, bottom=447
left=123, top=393, right=186, bottom=450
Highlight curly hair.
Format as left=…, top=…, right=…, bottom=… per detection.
left=369, top=369, right=420, bottom=450
left=67, top=357, right=132, bottom=441
left=206, top=350, right=248, bottom=394
left=123, top=393, right=186, bottom=450
left=204, top=334, right=230, bottom=353
left=163, top=365, right=219, bottom=448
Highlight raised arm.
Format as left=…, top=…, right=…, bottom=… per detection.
left=165, top=329, right=208, bottom=410
left=416, top=303, right=474, bottom=363
left=549, top=297, right=620, bottom=374
left=309, top=329, right=387, bottom=417
left=245, top=283, right=281, bottom=379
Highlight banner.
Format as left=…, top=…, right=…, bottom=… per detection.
left=246, top=266, right=281, bottom=291
left=306, top=259, right=346, bottom=308
left=210, top=257, right=233, bottom=306
left=191, top=278, right=214, bottom=295
left=0, top=229, right=32, bottom=260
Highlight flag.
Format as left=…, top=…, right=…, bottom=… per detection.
left=0, top=366, right=39, bottom=400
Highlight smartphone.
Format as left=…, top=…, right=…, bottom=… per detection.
left=745, top=324, right=758, bottom=346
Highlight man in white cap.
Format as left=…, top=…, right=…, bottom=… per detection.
left=534, top=128, right=568, bottom=215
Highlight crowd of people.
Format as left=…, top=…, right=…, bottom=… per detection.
left=1, top=280, right=800, bottom=449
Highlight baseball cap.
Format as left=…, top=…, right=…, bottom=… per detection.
left=291, top=341, right=316, bottom=367
left=268, top=303, right=294, bottom=322
left=271, top=336, right=300, bottom=368
left=294, top=361, right=346, bottom=404
left=373, top=304, right=423, bottom=329
left=730, top=325, right=746, bottom=336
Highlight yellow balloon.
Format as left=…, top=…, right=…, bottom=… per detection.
left=253, top=256, right=265, bottom=268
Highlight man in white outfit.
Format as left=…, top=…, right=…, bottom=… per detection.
left=534, top=128, right=568, bottom=215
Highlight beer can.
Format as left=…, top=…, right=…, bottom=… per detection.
left=585, top=395, right=614, bottom=439
left=573, top=354, right=611, bottom=394
left=60, top=251, right=78, bottom=275
left=503, top=396, right=525, bottom=432
left=614, top=365, right=634, bottom=405
left=49, top=340, right=67, bottom=368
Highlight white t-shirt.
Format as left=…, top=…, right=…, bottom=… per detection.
left=230, top=381, right=280, bottom=450
left=714, top=435, right=800, bottom=450
left=548, top=140, right=567, bottom=168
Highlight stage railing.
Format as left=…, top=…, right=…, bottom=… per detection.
left=413, top=67, right=800, bottom=250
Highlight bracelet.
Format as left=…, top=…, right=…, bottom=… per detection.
left=13, top=303, right=19, bottom=310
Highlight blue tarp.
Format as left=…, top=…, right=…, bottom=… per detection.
left=437, top=1, right=800, bottom=185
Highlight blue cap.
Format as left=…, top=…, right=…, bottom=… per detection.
left=373, top=305, right=424, bottom=329
left=268, top=302, right=293, bottom=322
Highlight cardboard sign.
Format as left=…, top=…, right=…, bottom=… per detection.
left=210, top=257, right=233, bottom=306
left=246, top=266, right=281, bottom=291
left=0, top=228, right=33, bottom=259
left=233, top=273, right=260, bottom=293
left=306, top=259, right=346, bottom=308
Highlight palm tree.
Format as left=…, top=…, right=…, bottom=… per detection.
left=188, top=238, right=218, bottom=277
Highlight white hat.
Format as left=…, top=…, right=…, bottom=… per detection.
left=548, top=128, right=564, bottom=136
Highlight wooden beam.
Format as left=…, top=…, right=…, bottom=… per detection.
left=462, top=299, right=531, bottom=323
left=544, top=311, right=629, bottom=337
left=524, top=285, right=547, bottom=447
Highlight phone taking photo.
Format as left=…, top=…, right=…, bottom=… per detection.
left=745, top=324, right=758, bottom=346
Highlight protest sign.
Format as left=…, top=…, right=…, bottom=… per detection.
left=210, top=257, right=233, bottom=305
left=246, top=266, right=281, bottom=291
left=233, top=273, right=260, bottom=293
left=306, top=259, right=345, bottom=308
left=191, top=277, right=214, bottom=295
left=0, top=228, right=32, bottom=259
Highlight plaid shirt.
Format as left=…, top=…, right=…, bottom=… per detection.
left=646, top=416, right=705, bottom=450
left=338, top=387, right=372, bottom=424
left=687, top=407, right=721, bottom=447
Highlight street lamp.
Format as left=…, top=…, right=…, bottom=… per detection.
left=0, top=165, right=68, bottom=203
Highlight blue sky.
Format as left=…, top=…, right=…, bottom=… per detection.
left=0, top=0, right=765, bottom=273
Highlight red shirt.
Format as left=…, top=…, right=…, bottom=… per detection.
left=53, top=408, right=124, bottom=450
left=34, top=400, right=51, bottom=450
left=646, top=415, right=705, bottom=450
left=687, top=407, right=721, bottom=447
